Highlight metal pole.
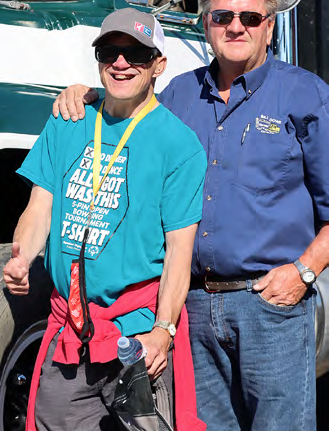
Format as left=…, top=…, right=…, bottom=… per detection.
left=273, top=7, right=298, bottom=66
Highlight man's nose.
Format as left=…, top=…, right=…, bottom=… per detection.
left=112, top=54, right=130, bottom=67
left=226, top=15, right=245, bottom=33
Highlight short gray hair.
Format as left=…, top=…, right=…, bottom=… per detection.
left=266, top=0, right=279, bottom=19
left=201, top=0, right=279, bottom=17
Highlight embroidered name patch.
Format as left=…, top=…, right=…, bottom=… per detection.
left=255, top=115, right=281, bottom=134
left=134, top=21, right=152, bottom=38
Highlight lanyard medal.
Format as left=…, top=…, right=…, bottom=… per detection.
left=68, top=96, right=157, bottom=342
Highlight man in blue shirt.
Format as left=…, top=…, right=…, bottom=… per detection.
left=52, top=0, right=329, bottom=429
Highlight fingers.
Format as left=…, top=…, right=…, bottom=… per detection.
left=3, top=244, right=30, bottom=295
left=52, top=95, right=60, bottom=119
left=3, top=267, right=30, bottom=295
left=145, top=349, right=168, bottom=381
left=53, top=85, right=99, bottom=122
left=259, top=289, right=274, bottom=303
left=253, top=272, right=273, bottom=291
left=5, top=273, right=30, bottom=295
left=254, top=271, right=283, bottom=303
left=135, top=330, right=171, bottom=380
left=65, top=94, right=84, bottom=122
left=53, top=87, right=79, bottom=122
left=83, top=88, right=100, bottom=105
left=254, top=264, right=307, bottom=306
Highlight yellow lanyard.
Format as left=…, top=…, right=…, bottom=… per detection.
left=91, top=94, right=157, bottom=211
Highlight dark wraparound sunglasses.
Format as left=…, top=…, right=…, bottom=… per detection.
left=208, top=10, right=270, bottom=27
left=95, top=45, right=160, bottom=66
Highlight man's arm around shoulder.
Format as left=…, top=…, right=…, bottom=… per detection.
left=3, top=185, right=53, bottom=295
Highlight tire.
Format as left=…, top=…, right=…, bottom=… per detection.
left=0, top=243, right=53, bottom=431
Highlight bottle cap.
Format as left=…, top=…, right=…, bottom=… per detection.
left=117, top=336, right=130, bottom=350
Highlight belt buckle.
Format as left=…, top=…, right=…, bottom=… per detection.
left=204, top=275, right=221, bottom=293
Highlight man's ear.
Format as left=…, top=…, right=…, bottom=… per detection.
left=152, top=56, right=167, bottom=78
left=266, top=17, right=275, bottom=46
left=203, top=13, right=210, bottom=44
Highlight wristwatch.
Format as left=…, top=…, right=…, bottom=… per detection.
left=293, top=259, right=316, bottom=285
left=153, top=320, right=177, bottom=338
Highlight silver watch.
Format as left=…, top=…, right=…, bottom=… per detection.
left=153, top=320, right=176, bottom=338
left=293, top=259, right=316, bottom=285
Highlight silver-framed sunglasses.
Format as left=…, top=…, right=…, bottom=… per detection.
left=208, top=10, right=270, bottom=27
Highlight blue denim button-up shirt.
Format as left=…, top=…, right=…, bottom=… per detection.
left=158, top=50, right=329, bottom=278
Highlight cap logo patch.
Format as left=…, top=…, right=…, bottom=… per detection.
left=134, top=21, right=152, bottom=38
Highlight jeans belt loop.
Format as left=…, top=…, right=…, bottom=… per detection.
left=246, top=279, right=253, bottom=292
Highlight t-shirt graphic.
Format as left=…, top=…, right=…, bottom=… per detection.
left=61, top=140, right=129, bottom=260
left=17, top=103, right=206, bottom=314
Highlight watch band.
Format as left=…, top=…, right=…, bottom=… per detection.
left=293, top=259, right=306, bottom=273
left=153, top=320, right=176, bottom=338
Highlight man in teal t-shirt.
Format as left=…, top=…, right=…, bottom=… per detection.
left=3, top=8, right=206, bottom=431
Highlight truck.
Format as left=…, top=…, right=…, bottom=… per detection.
left=0, top=0, right=329, bottom=430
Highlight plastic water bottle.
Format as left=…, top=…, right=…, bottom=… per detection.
left=117, top=336, right=147, bottom=365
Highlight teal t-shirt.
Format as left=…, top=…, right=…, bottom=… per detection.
left=17, top=100, right=206, bottom=335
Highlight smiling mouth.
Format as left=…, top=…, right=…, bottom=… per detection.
left=111, top=74, right=135, bottom=81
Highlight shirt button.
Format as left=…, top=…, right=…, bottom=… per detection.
left=202, top=231, right=208, bottom=237
left=206, top=195, right=212, bottom=201
left=218, top=125, right=223, bottom=131
left=205, top=266, right=211, bottom=272
left=212, top=159, right=218, bottom=165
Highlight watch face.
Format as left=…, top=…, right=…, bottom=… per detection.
left=168, top=324, right=176, bottom=336
left=302, top=270, right=316, bottom=284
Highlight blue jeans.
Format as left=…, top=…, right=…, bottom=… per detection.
left=186, top=283, right=316, bottom=431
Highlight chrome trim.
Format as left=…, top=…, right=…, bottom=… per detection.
left=277, top=0, right=301, bottom=13
left=315, top=287, right=324, bottom=358
left=0, top=0, right=30, bottom=9
left=125, top=0, right=148, bottom=6
left=274, top=8, right=298, bottom=66
left=151, top=0, right=181, bottom=15
left=155, top=13, right=199, bottom=25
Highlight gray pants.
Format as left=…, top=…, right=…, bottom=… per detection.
left=35, top=333, right=173, bottom=431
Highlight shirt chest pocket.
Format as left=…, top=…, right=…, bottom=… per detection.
left=233, top=121, right=294, bottom=195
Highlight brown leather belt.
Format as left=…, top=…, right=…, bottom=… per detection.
left=191, top=274, right=265, bottom=293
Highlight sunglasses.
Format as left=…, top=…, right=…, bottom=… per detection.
left=95, top=45, right=160, bottom=66
left=208, top=10, right=270, bottom=27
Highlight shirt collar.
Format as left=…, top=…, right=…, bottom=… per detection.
left=204, top=48, right=274, bottom=98
left=243, top=48, right=273, bottom=99
left=204, top=58, right=220, bottom=94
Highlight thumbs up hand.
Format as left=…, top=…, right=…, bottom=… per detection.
left=3, top=242, right=30, bottom=295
